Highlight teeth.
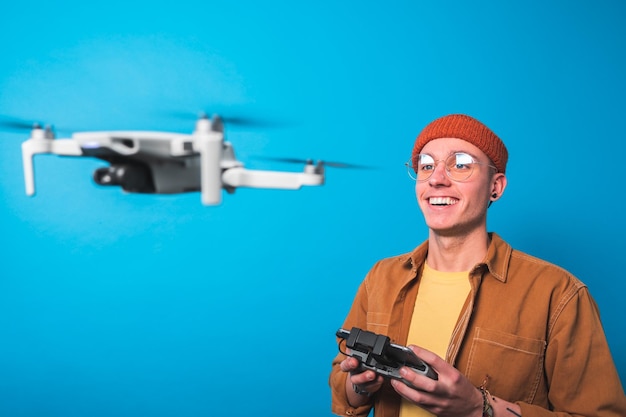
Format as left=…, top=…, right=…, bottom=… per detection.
left=429, top=197, right=458, bottom=206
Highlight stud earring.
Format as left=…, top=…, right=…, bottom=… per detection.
left=491, top=193, right=497, bottom=199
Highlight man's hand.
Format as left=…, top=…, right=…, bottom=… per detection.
left=390, top=345, right=483, bottom=417
left=340, top=356, right=384, bottom=407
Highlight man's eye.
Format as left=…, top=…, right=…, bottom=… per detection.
left=418, top=155, right=435, bottom=171
left=452, top=154, right=474, bottom=170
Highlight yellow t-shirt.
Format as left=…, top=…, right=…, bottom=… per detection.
left=399, top=263, right=471, bottom=417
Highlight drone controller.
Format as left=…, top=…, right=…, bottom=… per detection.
left=336, top=327, right=438, bottom=386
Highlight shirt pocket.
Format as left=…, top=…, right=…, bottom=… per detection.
left=366, top=312, right=391, bottom=336
left=465, top=327, right=546, bottom=403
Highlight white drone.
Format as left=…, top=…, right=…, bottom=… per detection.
left=17, top=114, right=342, bottom=205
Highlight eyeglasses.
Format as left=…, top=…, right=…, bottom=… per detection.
left=405, top=152, right=497, bottom=182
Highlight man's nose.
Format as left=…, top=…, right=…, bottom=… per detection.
left=428, top=161, right=449, bottom=185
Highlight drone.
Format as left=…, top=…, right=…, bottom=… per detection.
left=11, top=113, right=360, bottom=205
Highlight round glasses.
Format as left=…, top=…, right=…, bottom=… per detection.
left=405, top=152, right=497, bottom=182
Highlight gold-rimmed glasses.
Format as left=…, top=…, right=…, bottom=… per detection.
left=405, top=152, right=496, bottom=182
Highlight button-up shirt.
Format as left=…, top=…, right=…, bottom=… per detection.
left=330, top=233, right=626, bottom=417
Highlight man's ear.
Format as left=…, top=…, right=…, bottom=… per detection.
left=490, top=173, right=507, bottom=201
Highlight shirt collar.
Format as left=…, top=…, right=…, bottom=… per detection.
left=402, top=232, right=511, bottom=283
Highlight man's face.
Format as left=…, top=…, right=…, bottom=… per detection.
left=415, top=138, right=504, bottom=237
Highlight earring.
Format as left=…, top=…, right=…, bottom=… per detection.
left=491, top=193, right=497, bottom=199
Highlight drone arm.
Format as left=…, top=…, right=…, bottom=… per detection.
left=222, top=167, right=323, bottom=190
left=50, top=139, right=83, bottom=156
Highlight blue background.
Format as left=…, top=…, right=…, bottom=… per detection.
left=1, top=1, right=624, bottom=416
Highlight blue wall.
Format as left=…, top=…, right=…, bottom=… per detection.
left=1, top=1, right=624, bottom=416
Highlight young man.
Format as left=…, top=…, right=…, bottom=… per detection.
left=329, top=114, right=626, bottom=417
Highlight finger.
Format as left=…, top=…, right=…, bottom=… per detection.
left=391, top=377, right=415, bottom=397
left=399, top=345, right=438, bottom=382
left=353, top=372, right=385, bottom=393
left=391, top=378, right=434, bottom=404
left=408, top=345, right=446, bottom=370
left=350, top=369, right=379, bottom=385
left=398, top=366, right=438, bottom=391
left=339, top=357, right=361, bottom=372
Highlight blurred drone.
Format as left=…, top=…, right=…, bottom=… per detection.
left=6, top=113, right=363, bottom=205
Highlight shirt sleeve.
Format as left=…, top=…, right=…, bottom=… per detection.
left=329, top=279, right=375, bottom=417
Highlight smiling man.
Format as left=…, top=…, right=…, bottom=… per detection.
left=330, top=114, right=626, bottom=417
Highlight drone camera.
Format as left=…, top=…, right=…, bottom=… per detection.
left=93, top=163, right=155, bottom=193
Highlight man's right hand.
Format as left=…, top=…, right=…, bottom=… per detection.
left=340, top=356, right=384, bottom=407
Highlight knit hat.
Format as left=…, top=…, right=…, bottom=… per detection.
left=412, top=114, right=508, bottom=174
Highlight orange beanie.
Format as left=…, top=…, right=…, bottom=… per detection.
left=412, top=114, right=508, bottom=174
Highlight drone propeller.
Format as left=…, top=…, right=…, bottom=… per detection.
left=161, top=110, right=286, bottom=128
left=0, top=115, right=43, bottom=132
left=0, top=115, right=69, bottom=136
left=252, top=156, right=374, bottom=170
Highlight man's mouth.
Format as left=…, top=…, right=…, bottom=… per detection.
left=429, top=197, right=458, bottom=206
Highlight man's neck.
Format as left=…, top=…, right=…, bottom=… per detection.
left=426, top=230, right=490, bottom=272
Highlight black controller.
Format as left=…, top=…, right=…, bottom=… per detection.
left=336, top=327, right=438, bottom=385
